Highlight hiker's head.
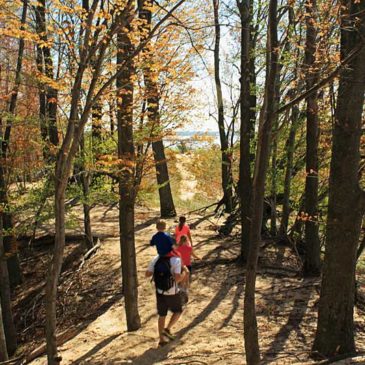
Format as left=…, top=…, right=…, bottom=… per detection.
left=178, top=216, right=186, bottom=228
left=179, top=235, right=188, bottom=245
left=156, top=220, right=167, bottom=232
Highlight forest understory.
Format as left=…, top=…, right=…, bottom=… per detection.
left=10, top=204, right=365, bottom=365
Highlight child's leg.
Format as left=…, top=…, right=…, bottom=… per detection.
left=186, top=265, right=192, bottom=288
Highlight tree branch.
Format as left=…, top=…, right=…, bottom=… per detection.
left=276, top=42, right=364, bottom=115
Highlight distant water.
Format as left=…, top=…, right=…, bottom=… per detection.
left=174, top=130, right=221, bottom=145
left=176, top=131, right=219, bottom=138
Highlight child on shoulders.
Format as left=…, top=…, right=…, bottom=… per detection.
left=150, top=220, right=173, bottom=256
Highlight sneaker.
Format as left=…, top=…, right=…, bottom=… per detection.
left=158, top=340, right=169, bottom=347
left=163, top=328, right=176, bottom=340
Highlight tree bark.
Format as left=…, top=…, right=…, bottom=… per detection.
left=79, top=135, right=94, bottom=250
left=237, top=0, right=254, bottom=262
left=45, top=184, right=66, bottom=365
left=303, top=0, right=321, bottom=276
left=0, top=214, right=16, bottom=356
left=0, top=278, right=8, bottom=362
left=313, top=0, right=365, bottom=357
left=116, top=16, right=141, bottom=331
left=34, top=0, right=59, bottom=153
left=138, top=0, right=176, bottom=218
left=0, top=0, right=28, bottom=290
left=244, top=0, right=278, bottom=363
left=279, top=103, right=299, bottom=235
left=270, top=137, right=277, bottom=236
left=213, top=0, right=233, bottom=213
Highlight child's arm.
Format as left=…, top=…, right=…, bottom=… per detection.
left=187, top=230, right=193, bottom=247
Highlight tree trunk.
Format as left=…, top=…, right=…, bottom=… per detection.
left=109, top=99, right=115, bottom=134
left=312, top=0, right=365, bottom=356
left=45, top=183, right=65, bottom=365
left=0, top=280, right=8, bottom=362
left=34, top=0, right=59, bottom=153
left=138, top=0, right=176, bottom=218
left=270, top=137, right=277, bottom=236
left=237, top=0, right=254, bottom=262
left=0, top=0, right=28, bottom=290
left=0, top=214, right=16, bottom=356
left=303, top=0, right=321, bottom=276
left=244, top=0, right=278, bottom=363
left=35, top=44, right=48, bottom=158
left=117, top=16, right=141, bottom=331
left=79, top=135, right=94, bottom=250
left=213, top=0, right=233, bottom=213
left=279, top=103, right=299, bottom=235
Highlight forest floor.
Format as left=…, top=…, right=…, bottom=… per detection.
left=11, top=204, right=365, bottom=365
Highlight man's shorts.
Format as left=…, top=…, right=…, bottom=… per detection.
left=156, top=293, right=183, bottom=316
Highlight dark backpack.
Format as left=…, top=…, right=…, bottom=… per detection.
left=153, top=256, right=175, bottom=292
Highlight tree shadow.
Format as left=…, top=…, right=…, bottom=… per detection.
left=70, top=334, right=121, bottom=365
left=219, top=277, right=244, bottom=329
left=261, top=279, right=314, bottom=363
left=189, top=212, right=216, bottom=230
left=135, top=217, right=159, bottom=233
left=100, top=203, right=118, bottom=221
left=127, top=272, right=235, bottom=365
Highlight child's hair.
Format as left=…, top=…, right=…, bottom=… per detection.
left=179, top=235, right=188, bottom=245
left=178, top=216, right=186, bottom=230
left=156, top=220, right=166, bottom=230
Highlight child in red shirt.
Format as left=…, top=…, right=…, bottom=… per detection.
left=175, top=216, right=193, bottom=247
left=176, top=235, right=200, bottom=287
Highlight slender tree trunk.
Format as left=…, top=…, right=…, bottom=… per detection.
left=270, top=138, right=277, bottom=236
left=357, top=233, right=365, bottom=261
left=303, top=0, right=321, bottom=276
left=279, top=104, right=299, bottom=235
left=79, top=135, right=93, bottom=250
left=0, top=0, right=28, bottom=290
left=138, top=0, right=176, bottom=218
left=91, top=100, right=103, bottom=157
left=237, top=0, right=253, bottom=262
left=244, top=0, right=278, bottom=363
left=0, top=282, right=8, bottom=362
left=45, top=36, right=89, bottom=364
left=109, top=99, right=115, bottom=134
left=116, top=15, right=141, bottom=331
left=34, top=0, right=59, bottom=152
left=213, top=0, right=233, bottom=213
left=0, top=214, right=16, bottom=356
left=35, top=44, right=48, bottom=157
left=45, top=184, right=65, bottom=365
left=313, top=0, right=365, bottom=356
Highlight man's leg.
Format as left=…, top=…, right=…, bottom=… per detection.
left=163, top=293, right=182, bottom=339
left=166, top=311, right=181, bottom=332
left=158, top=316, right=167, bottom=342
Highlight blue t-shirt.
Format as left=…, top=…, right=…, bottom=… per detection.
left=150, top=231, right=173, bottom=256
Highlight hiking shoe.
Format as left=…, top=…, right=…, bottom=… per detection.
left=158, top=340, right=169, bottom=347
left=163, top=328, right=176, bottom=340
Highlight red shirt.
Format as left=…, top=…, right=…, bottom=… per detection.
left=176, top=245, right=192, bottom=266
left=175, top=224, right=191, bottom=245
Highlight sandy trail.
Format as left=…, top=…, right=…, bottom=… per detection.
left=26, top=205, right=365, bottom=365
left=175, top=154, right=197, bottom=201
